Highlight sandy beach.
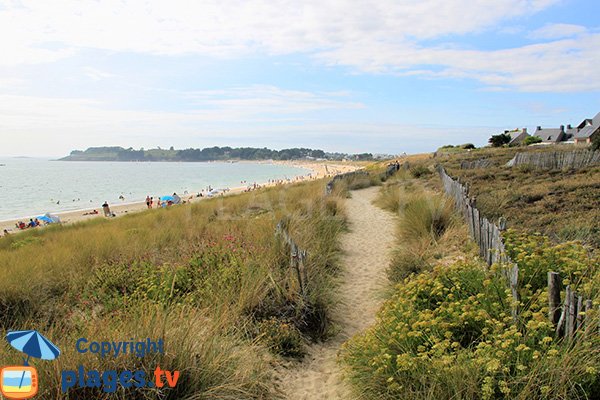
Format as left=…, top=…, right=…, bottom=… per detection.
left=0, top=160, right=359, bottom=236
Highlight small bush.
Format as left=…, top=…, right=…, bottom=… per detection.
left=524, top=136, right=543, bottom=146
left=256, top=317, right=305, bottom=357
left=400, top=195, right=454, bottom=241
left=410, top=165, right=432, bottom=178
left=387, top=248, right=430, bottom=283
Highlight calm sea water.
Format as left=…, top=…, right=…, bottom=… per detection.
left=0, top=158, right=310, bottom=221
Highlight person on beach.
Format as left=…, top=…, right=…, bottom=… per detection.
left=2, top=229, right=8, bottom=236
left=172, top=193, right=181, bottom=204
left=150, top=196, right=154, bottom=208
left=102, top=201, right=111, bottom=217
left=146, top=196, right=151, bottom=209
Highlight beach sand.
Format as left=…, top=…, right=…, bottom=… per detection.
left=0, top=161, right=358, bottom=236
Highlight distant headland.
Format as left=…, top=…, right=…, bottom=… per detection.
left=59, top=146, right=378, bottom=162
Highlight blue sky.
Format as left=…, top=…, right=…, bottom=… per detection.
left=0, top=0, right=599, bottom=156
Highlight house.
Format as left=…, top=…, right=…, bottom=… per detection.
left=574, top=111, right=600, bottom=145
left=504, top=128, right=529, bottom=146
left=564, top=124, right=578, bottom=141
left=533, top=125, right=565, bottom=143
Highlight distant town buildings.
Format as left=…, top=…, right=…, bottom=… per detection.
left=495, top=111, right=600, bottom=147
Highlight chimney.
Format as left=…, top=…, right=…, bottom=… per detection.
left=504, top=130, right=508, bottom=133
left=567, top=124, right=572, bottom=130
left=523, top=128, right=527, bottom=134
left=560, top=125, right=564, bottom=132
left=537, top=126, right=542, bottom=131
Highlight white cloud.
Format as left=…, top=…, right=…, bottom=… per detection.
left=1, top=0, right=582, bottom=93
left=317, top=32, right=600, bottom=92
left=528, top=23, right=587, bottom=40
left=83, top=67, right=116, bottom=81
left=0, top=0, right=559, bottom=59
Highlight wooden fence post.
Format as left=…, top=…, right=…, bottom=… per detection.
left=565, top=286, right=575, bottom=340
left=509, top=264, right=519, bottom=322
left=584, top=299, right=593, bottom=333
left=576, top=296, right=584, bottom=332
left=548, top=272, right=561, bottom=327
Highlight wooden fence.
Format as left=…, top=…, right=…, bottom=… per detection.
left=548, top=272, right=594, bottom=341
left=438, top=164, right=596, bottom=339
left=460, top=158, right=492, bottom=169
left=275, top=219, right=308, bottom=297
left=437, top=165, right=511, bottom=267
left=506, top=149, right=600, bottom=170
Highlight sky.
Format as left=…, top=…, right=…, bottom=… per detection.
left=0, top=0, right=599, bottom=157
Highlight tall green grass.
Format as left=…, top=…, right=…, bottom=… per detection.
left=375, top=177, right=461, bottom=283
left=0, top=179, right=346, bottom=399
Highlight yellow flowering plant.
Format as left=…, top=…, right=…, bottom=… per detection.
left=342, top=231, right=600, bottom=399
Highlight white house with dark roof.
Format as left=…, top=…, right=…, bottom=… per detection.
left=533, top=125, right=566, bottom=143
left=503, top=128, right=529, bottom=146
left=574, top=112, right=600, bottom=145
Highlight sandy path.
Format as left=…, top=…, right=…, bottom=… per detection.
left=277, top=186, right=396, bottom=399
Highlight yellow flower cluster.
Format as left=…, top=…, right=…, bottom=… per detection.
left=341, top=230, right=600, bottom=398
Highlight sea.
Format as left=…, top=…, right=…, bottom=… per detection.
left=0, top=158, right=311, bottom=221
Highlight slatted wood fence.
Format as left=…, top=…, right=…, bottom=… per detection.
left=438, top=164, right=596, bottom=340
left=460, top=158, right=492, bottom=169
left=506, top=149, right=600, bottom=170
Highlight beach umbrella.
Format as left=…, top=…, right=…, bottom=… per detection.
left=36, top=215, right=53, bottom=224
left=6, top=330, right=60, bottom=388
left=44, top=213, right=61, bottom=223
left=160, top=195, right=175, bottom=202
left=6, top=330, right=60, bottom=363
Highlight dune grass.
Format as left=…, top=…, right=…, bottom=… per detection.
left=375, top=174, right=467, bottom=283
left=0, top=179, right=346, bottom=399
left=342, top=151, right=600, bottom=399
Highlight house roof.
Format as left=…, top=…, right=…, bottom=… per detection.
left=565, top=127, right=578, bottom=139
left=575, top=111, right=600, bottom=139
left=507, top=129, right=527, bottom=143
left=534, top=128, right=564, bottom=142
left=577, top=118, right=593, bottom=130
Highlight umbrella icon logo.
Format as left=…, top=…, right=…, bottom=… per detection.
left=1, top=330, right=60, bottom=399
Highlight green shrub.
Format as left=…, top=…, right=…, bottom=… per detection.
left=256, top=317, right=305, bottom=357
left=524, top=136, right=543, bottom=146
left=410, top=165, right=432, bottom=178
left=387, top=248, right=430, bottom=283
left=400, top=195, right=454, bottom=241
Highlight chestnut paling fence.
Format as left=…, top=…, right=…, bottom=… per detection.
left=506, top=149, right=600, bottom=170
left=438, top=165, right=594, bottom=339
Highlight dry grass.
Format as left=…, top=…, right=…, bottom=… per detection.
left=375, top=174, right=472, bottom=283
left=432, top=146, right=600, bottom=249
left=0, top=179, right=346, bottom=399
